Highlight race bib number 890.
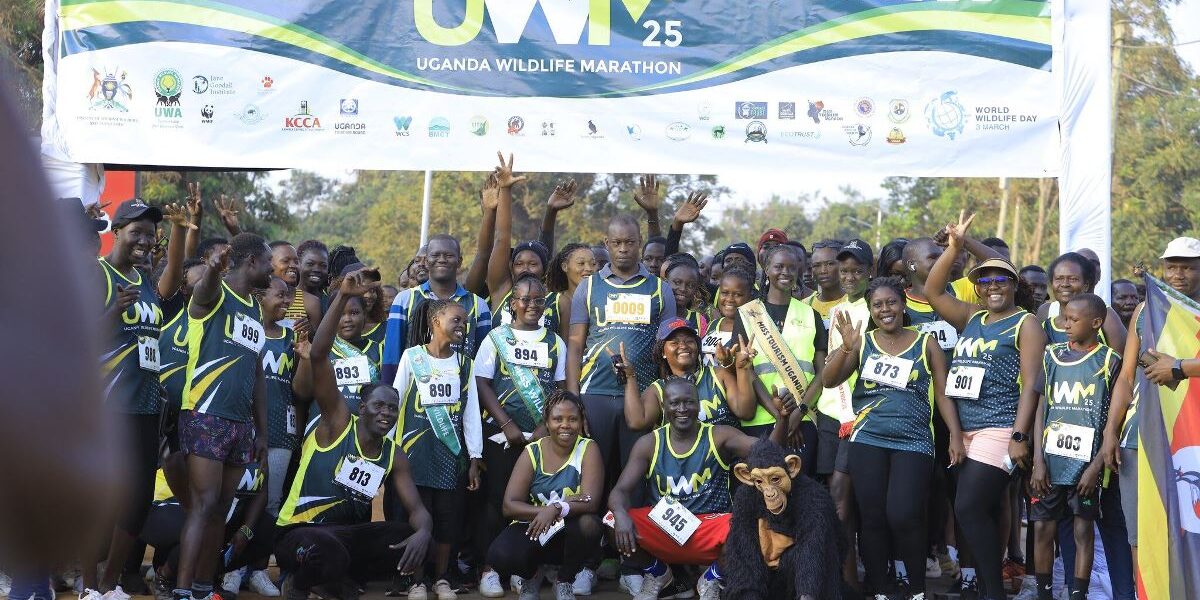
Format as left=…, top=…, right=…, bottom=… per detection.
left=419, top=375, right=461, bottom=407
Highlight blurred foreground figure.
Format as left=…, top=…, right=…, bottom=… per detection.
left=0, top=79, right=123, bottom=565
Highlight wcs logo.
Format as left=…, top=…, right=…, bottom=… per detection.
left=416, top=0, right=655, bottom=46
left=954, top=336, right=997, bottom=358
left=1052, top=381, right=1096, bottom=405
left=657, top=468, right=712, bottom=497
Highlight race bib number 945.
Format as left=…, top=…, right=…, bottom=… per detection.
left=605, top=293, right=652, bottom=325
left=648, top=496, right=700, bottom=546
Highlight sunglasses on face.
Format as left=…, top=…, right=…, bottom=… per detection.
left=976, top=275, right=1014, bottom=287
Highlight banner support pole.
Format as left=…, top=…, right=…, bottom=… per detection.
left=419, top=169, right=432, bottom=247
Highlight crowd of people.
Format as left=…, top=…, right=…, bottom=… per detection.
left=5, top=152, right=1200, bottom=600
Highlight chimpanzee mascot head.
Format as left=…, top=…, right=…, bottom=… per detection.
left=722, top=439, right=848, bottom=600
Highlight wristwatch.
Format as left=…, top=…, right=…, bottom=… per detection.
left=1173, top=359, right=1187, bottom=382
left=1011, top=431, right=1029, bottom=443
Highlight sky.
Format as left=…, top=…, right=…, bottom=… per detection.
left=273, top=1, right=1200, bottom=213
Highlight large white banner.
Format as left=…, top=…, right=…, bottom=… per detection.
left=51, top=0, right=1059, bottom=176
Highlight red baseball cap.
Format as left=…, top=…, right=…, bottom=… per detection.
left=758, top=228, right=788, bottom=253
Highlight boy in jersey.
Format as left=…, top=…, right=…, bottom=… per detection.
left=174, top=234, right=273, bottom=600
left=1030, top=294, right=1120, bottom=600
left=608, top=378, right=791, bottom=600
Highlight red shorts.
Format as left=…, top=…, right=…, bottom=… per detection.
left=628, top=507, right=730, bottom=564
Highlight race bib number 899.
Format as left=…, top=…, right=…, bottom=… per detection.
left=231, top=313, right=265, bottom=354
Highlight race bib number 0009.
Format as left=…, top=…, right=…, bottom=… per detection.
left=333, top=455, right=385, bottom=499
left=232, top=313, right=265, bottom=354
left=861, top=353, right=914, bottom=390
left=945, top=366, right=985, bottom=400
left=334, top=355, right=372, bottom=387
left=648, top=496, right=700, bottom=546
left=605, top=293, right=652, bottom=325
left=1045, top=423, right=1095, bottom=463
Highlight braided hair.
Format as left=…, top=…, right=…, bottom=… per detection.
left=405, top=297, right=460, bottom=349
left=542, top=388, right=590, bottom=438
left=718, top=266, right=758, bottom=298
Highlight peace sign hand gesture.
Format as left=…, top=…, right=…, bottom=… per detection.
left=494, top=151, right=528, bottom=189
left=941, top=210, right=975, bottom=250
left=733, top=334, right=756, bottom=370
left=833, top=310, right=861, bottom=354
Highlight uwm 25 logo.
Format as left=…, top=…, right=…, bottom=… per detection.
left=954, top=336, right=997, bottom=358
left=415, top=0, right=681, bottom=47
left=1051, top=381, right=1096, bottom=406
left=657, top=469, right=713, bottom=497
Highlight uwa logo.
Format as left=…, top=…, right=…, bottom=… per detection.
left=416, top=0, right=653, bottom=46
left=1052, top=381, right=1095, bottom=405
left=658, top=469, right=712, bottom=497
left=122, top=301, right=163, bottom=326
left=954, top=336, right=997, bottom=358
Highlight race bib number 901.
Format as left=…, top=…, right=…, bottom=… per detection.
left=605, top=293, right=652, bottom=325
left=945, top=366, right=985, bottom=400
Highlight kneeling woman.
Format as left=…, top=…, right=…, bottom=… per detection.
left=487, top=391, right=603, bottom=600
left=823, top=277, right=965, bottom=600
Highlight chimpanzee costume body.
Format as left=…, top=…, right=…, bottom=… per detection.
left=723, top=439, right=846, bottom=600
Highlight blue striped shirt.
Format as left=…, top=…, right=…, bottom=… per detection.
left=381, top=281, right=491, bottom=384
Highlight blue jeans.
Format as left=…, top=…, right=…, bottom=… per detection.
left=1056, top=476, right=1135, bottom=600
left=9, top=574, right=53, bottom=600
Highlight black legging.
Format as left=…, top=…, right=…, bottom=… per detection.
left=486, top=515, right=601, bottom=582
left=275, top=521, right=416, bottom=591
left=848, top=442, right=932, bottom=595
left=954, top=458, right=1012, bottom=600
left=120, top=413, right=162, bottom=535
left=479, top=426, right=523, bottom=567
left=140, top=502, right=277, bottom=575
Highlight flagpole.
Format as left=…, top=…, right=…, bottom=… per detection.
left=419, top=169, right=432, bottom=246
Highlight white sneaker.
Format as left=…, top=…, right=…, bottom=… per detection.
left=79, top=589, right=103, bottom=600
left=511, top=575, right=525, bottom=594
left=1013, top=575, right=1038, bottom=600
left=478, top=571, right=504, bottom=598
left=909, top=594, right=926, bottom=600
left=874, top=595, right=890, bottom=600
left=571, top=569, right=595, bottom=596
left=632, top=570, right=673, bottom=600
left=248, top=571, right=280, bottom=597
left=925, top=556, right=942, bottom=579
left=100, top=587, right=131, bottom=600
left=222, top=568, right=246, bottom=596
left=618, top=574, right=643, bottom=596
left=407, top=582, right=428, bottom=600
left=432, top=579, right=456, bottom=600
left=696, top=577, right=721, bottom=600
left=1, top=571, right=13, bottom=596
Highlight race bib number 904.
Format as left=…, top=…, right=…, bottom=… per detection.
left=919, top=321, right=959, bottom=351
left=605, top=293, right=652, bottom=325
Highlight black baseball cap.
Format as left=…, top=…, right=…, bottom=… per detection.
left=111, top=198, right=163, bottom=228
left=656, top=317, right=697, bottom=342
left=721, top=242, right=755, bottom=267
left=837, top=238, right=873, bottom=266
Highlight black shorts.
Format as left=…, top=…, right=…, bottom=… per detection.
left=417, top=482, right=466, bottom=544
left=1029, top=485, right=1101, bottom=522
left=816, top=412, right=850, bottom=475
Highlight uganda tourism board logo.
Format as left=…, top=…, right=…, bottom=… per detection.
left=88, top=67, right=132, bottom=112
left=735, top=101, right=768, bottom=120
left=429, top=116, right=450, bottom=137
left=153, top=69, right=183, bottom=118
left=394, top=116, right=412, bottom=136
left=339, top=98, right=359, bottom=116
left=925, top=91, right=966, bottom=140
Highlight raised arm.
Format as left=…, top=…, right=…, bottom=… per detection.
left=188, top=245, right=229, bottom=319
left=820, top=311, right=863, bottom=389
left=540, top=178, right=578, bottom=254
left=665, top=191, right=709, bottom=256
left=925, top=213, right=978, bottom=330
left=309, top=269, right=382, bottom=438
left=183, top=183, right=202, bottom=259
left=486, top=153, right=529, bottom=301
left=464, top=176, right=500, bottom=299
left=157, top=202, right=194, bottom=299
left=214, top=194, right=242, bottom=237
left=632, top=174, right=663, bottom=238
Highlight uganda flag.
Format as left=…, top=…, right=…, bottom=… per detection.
left=1138, top=274, right=1200, bottom=599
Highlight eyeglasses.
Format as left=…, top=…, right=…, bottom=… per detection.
left=513, top=296, right=547, bottom=307
left=976, top=275, right=1014, bottom=286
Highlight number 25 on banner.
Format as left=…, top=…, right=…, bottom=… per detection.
left=642, top=20, right=682, bottom=47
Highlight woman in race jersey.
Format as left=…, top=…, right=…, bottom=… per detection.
left=924, top=213, right=1046, bottom=600
left=546, top=243, right=597, bottom=339
left=1037, top=251, right=1126, bottom=350
left=700, top=267, right=755, bottom=367
left=824, top=277, right=964, bottom=600
left=661, top=253, right=708, bottom=336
